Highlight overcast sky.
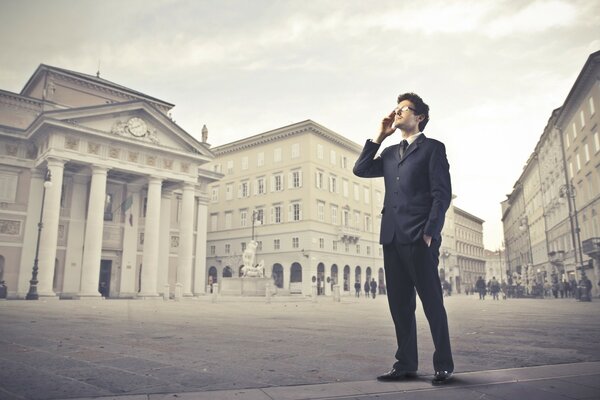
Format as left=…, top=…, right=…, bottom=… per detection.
left=1, top=0, right=599, bottom=250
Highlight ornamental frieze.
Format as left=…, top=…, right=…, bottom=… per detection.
left=0, top=220, right=21, bottom=235
left=87, top=142, right=101, bottom=155
left=64, top=137, right=79, bottom=150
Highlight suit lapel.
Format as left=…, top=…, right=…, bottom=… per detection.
left=399, top=134, right=426, bottom=164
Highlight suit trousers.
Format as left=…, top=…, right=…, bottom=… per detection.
left=383, top=238, right=454, bottom=373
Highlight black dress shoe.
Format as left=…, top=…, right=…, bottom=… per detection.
left=431, top=370, right=453, bottom=385
left=377, top=368, right=418, bottom=381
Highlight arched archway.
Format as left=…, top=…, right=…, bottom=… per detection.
left=366, top=266, right=372, bottom=283
left=208, top=266, right=217, bottom=284
left=355, top=266, right=362, bottom=286
left=223, top=266, right=233, bottom=278
left=290, top=262, right=302, bottom=294
left=331, top=264, right=338, bottom=289
left=343, top=265, right=350, bottom=291
left=317, top=263, right=325, bottom=295
left=272, top=263, right=283, bottom=288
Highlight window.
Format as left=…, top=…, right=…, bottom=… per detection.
left=210, top=214, right=218, bottom=231
left=291, top=143, right=300, bottom=158
left=210, top=245, right=216, bottom=255
left=271, top=205, right=282, bottom=224
left=341, top=156, right=348, bottom=169
left=315, top=170, right=324, bottom=189
left=257, top=152, right=264, bottom=167
left=240, top=210, right=248, bottom=227
left=241, top=242, right=247, bottom=252
left=241, top=156, right=249, bottom=170
left=225, top=211, right=232, bottom=229
left=343, top=209, right=350, bottom=226
left=584, top=143, right=590, bottom=163
left=342, top=179, right=349, bottom=197
left=353, top=183, right=360, bottom=201
left=354, top=211, right=360, bottom=228
left=256, top=177, right=266, bottom=195
left=331, top=205, right=338, bottom=225
left=317, top=201, right=325, bottom=221
left=292, top=237, right=299, bottom=248
left=317, top=144, right=324, bottom=159
left=364, top=187, right=370, bottom=204
left=211, top=186, right=219, bottom=202
left=272, top=173, right=283, bottom=192
left=319, top=238, right=324, bottom=249
left=590, top=96, right=596, bottom=115
left=104, top=193, right=113, bottom=221
left=274, top=239, right=280, bottom=250
left=356, top=244, right=360, bottom=254
left=255, top=208, right=264, bottom=225
left=257, top=241, right=263, bottom=251
left=365, top=215, right=372, bottom=232
left=572, top=122, right=577, bottom=139
left=227, top=160, right=234, bottom=174
left=226, top=183, right=233, bottom=200
left=290, top=202, right=302, bottom=221
left=290, top=170, right=302, bottom=188
left=332, top=241, right=338, bottom=251
left=366, top=246, right=371, bottom=255
left=330, top=150, right=336, bottom=165
left=239, top=181, right=249, bottom=198
left=565, top=132, right=570, bottom=148
left=576, top=153, right=581, bottom=171
left=225, top=244, right=230, bottom=254
left=345, top=243, right=349, bottom=253
left=274, top=148, right=282, bottom=163
left=580, top=110, right=585, bottom=128
left=329, top=176, right=337, bottom=193
left=213, top=164, right=222, bottom=173
left=594, top=132, right=599, bottom=153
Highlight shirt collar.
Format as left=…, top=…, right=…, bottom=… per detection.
left=404, top=132, right=422, bottom=146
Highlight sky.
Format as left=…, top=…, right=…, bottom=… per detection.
left=1, top=0, right=599, bottom=250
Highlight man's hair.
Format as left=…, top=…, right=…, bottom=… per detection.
left=397, top=92, right=430, bottom=131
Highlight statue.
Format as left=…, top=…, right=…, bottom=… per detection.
left=241, top=241, right=264, bottom=278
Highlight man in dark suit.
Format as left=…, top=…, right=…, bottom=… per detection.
left=353, top=92, right=454, bottom=385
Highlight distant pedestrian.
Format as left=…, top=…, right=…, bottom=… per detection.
left=558, top=280, right=565, bottom=298
left=370, top=278, right=378, bottom=299
left=364, top=280, right=370, bottom=300
left=354, top=281, right=361, bottom=298
left=490, top=277, right=500, bottom=300
left=475, top=276, right=486, bottom=300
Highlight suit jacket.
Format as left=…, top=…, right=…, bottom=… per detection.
left=353, top=135, right=451, bottom=245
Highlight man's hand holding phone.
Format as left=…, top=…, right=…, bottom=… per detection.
left=374, top=110, right=397, bottom=144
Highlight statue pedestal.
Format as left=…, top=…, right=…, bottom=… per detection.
left=220, top=277, right=275, bottom=296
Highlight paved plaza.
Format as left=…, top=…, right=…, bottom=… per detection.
left=1, top=294, right=599, bottom=399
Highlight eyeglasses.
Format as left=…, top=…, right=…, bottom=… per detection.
left=395, top=106, right=417, bottom=115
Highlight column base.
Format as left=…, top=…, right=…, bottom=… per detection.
left=137, top=293, right=161, bottom=300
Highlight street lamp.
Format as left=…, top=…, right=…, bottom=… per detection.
left=26, top=170, right=52, bottom=300
left=251, top=209, right=262, bottom=241
left=440, top=250, right=450, bottom=282
left=559, top=182, right=589, bottom=300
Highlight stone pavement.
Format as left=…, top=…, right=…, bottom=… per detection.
left=59, top=361, right=600, bottom=400
left=1, top=295, right=599, bottom=399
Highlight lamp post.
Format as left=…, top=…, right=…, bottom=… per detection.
left=440, top=250, right=450, bottom=282
left=251, top=209, right=262, bottom=241
left=26, top=170, right=52, bottom=300
left=559, top=182, right=589, bottom=301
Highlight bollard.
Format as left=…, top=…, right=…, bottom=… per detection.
left=211, top=283, right=218, bottom=303
left=174, top=283, right=183, bottom=301
left=332, top=284, right=341, bottom=302
left=163, top=284, right=170, bottom=301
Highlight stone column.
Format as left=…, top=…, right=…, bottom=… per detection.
left=119, top=186, right=141, bottom=297
left=79, top=166, right=109, bottom=297
left=62, top=175, right=88, bottom=296
left=177, top=183, right=195, bottom=296
left=139, top=177, right=162, bottom=297
left=157, top=190, right=172, bottom=296
left=36, top=158, right=65, bottom=297
left=193, top=200, right=208, bottom=295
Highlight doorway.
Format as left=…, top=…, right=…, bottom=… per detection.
left=99, top=260, right=112, bottom=298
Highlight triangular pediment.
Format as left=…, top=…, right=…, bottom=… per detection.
left=31, top=100, right=214, bottom=159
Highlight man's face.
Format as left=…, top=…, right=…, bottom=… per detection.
left=393, top=100, right=421, bottom=131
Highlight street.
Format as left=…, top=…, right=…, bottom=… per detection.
left=0, top=295, right=599, bottom=400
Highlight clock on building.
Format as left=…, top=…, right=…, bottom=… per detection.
left=126, top=117, right=147, bottom=137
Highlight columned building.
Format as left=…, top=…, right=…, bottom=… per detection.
left=0, top=65, right=220, bottom=299
left=454, top=206, right=485, bottom=293
left=205, top=120, right=386, bottom=296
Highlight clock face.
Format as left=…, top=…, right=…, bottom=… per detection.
left=127, top=117, right=147, bottom=137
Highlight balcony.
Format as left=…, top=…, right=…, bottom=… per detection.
left=582, top=237, right=600, bottom=257
left=338, top=226, right=360, bottom=243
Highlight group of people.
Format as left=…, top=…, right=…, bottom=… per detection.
left=354, top=278, right=379, bottom=298
left=472, top=276, right=504, bottom=300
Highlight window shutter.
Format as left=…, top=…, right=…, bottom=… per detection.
left=254, top=180, right=258, bottom=195
left=299, top=171, right=303, bottom=187
left=288, top=204, right=293, bottom=222
left=238, top=184, right=242, bottom=198
left=288, top=173, right=293, bottom=189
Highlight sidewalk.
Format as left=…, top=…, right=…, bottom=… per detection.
left=59, top=361, right=600, bottom=400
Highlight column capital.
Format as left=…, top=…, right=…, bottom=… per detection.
left=147, top=176, right=163, bottom=185
left=89, top=165, right=110, bottom=175
left=45, top=157, right=67, bottom=168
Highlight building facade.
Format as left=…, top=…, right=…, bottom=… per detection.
left=483, top=249, right=506, bottom=284
left=0, top=65, right=220, bottom=299
left=205, top=120, right=386, bottom=296
left=454, top=206, right=485, bottom=293
left=502, top=50, right=600, bottom=296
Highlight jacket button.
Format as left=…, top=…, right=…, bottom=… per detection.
left=396, top=177, right=399, bottom=180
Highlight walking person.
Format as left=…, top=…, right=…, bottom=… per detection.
left=354, top=281, right=361, bottom=298
left=490, top=277, right=500, bottom=301
left=370, top=278, right=378, bottom=299
left=353, top=92, right=454, bottom=385
left=364, top=280, right=371, bottom=300
left=475, top=276, right=486, bottom=300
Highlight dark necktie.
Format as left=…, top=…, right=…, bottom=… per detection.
left=399, top=140, right=408, bottom=158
